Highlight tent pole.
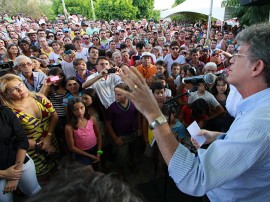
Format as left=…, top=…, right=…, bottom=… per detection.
left=206, top=0, right=214, bottom=46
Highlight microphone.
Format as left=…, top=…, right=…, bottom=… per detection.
left=182, top=73, right=216, bottom=84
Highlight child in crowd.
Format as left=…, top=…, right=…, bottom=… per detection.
left=161, top=105, right=186, bottom=143
left=155, top=60, right=169, bottom=78
left=155, top=74, right=172, bottom=99
left=106, top=83, right=139, bottom=175
left=61, top=44, right=76, bottom=78
left=73, top=58, right=90, bottom=85
left=167, top=62, right=181, bottom=96
left=65, top=97, right=102, bottom=170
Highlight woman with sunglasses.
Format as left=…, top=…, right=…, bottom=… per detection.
left=91, top=35, right=105, bottom=50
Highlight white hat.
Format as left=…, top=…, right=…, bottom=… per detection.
left=141, top=52, right=153, bottom=59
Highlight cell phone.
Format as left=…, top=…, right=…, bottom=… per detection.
left=133, top=55, right=140, bottom=61
left=107, top=68, right=116, bottom=74
left=48, top=76, right=60, bottom=82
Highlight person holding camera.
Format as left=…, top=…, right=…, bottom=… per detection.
left=82, top=56, right=122, bottom=109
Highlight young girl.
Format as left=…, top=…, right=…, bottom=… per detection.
left=210, top=76, right=230, bottom=110
left=65, top=98, right=102, bottom=168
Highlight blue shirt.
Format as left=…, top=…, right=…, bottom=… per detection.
left=168, top=88, right=270, bottom=202
left=19, top=71, right=47, bottom=92
left=171, top=120, right=185, bottom=140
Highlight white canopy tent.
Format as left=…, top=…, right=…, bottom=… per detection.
left=160, top=0, right=225, bottom=21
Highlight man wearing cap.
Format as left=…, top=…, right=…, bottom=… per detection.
left=27, top=29, right=38, bottom=46
left=136, top=52, right=157, bottom=80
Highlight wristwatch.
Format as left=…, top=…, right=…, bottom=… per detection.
left=149, top=115, right=167, bottom=130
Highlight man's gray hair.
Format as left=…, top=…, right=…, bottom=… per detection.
left=14, top=55, right=31, bottom=67
left=236, top=23, right=270, bottom=86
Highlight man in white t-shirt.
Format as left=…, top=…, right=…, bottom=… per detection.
left=82, top=56, right=122, bottom=108
left=49, top=41, right=61, bottom=63
left=164, top=41, right=186, bottom=75
left=73, top=36, right=88, bottom=62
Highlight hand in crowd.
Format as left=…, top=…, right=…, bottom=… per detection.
left=89, top=154, right=99, bottom=163
left=4, top=163, right=22, bottom=180
left=114, top=136, right=124, bottom=146
left=116, top=66, right=162, bottom=123
left=191, top=129, right=221, bottom=149
left=3, top=179, right=19, bottom=194
left=38, top=136, right=56, bottom=154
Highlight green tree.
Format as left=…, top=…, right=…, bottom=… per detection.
left=132, top=0, right=155, bottom=19
left=222, top=0, right=270, bottom=26
left=172, top=0, right=185, bottom=7
left=52, top=0, right=95, bottom=19
left=95, top=0, right=137, bottom=21
left=0, top=0, right=53, bottom=19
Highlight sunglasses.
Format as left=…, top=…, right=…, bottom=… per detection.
left=171, top=47, right=179, bottom=50
left=83, top=38, right=90, bottom=40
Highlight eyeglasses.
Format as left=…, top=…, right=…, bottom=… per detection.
left=7, top=82, right=25, bottom=94
left=75, top=33, right=81, bottom=35
left=231, top=53, right=248, bottom=60
left=18, top=62, right=32, bottom=68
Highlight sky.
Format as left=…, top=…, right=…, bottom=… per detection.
left=154, top=0, right=175, bottom=10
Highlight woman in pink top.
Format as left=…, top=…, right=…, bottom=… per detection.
left=65, top=98, right=102, bottom=168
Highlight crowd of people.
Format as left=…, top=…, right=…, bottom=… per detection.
left=1, top=12, right=265, bottom=202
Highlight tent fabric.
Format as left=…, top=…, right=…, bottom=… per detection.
left=160, top=0, right=225, bottom=21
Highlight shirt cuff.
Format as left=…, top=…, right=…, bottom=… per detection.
left=168, top=144, right=196, bottom=184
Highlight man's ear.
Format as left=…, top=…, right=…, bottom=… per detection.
left=252, top=59, right=265, bottom=77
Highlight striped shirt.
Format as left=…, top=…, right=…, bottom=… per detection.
left=49, top=88, right=66, bottom=117
left=168, top=88, right=270, bottom=201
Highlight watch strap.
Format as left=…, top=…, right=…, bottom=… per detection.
left=149, top=114, right=167, bottom=130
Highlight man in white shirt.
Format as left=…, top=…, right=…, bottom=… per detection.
left=164, top=41, right=186, bottom=75
left=82, top=56, right=122, bottom=108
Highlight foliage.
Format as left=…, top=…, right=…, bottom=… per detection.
left=52, top=0, right=95, bottom=20
left=0, top=0, right=53, bottom=19
left=95, top=0, right=137, bottom=21
left=172, top=0, right=186, bottom=7
left=171, top=12, right=208, bottom=23
left=222, top=0, right=270, bottom=26
left=132, top=0, right=155, bottom=19
left=51, top=0, right=155, bottom=21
